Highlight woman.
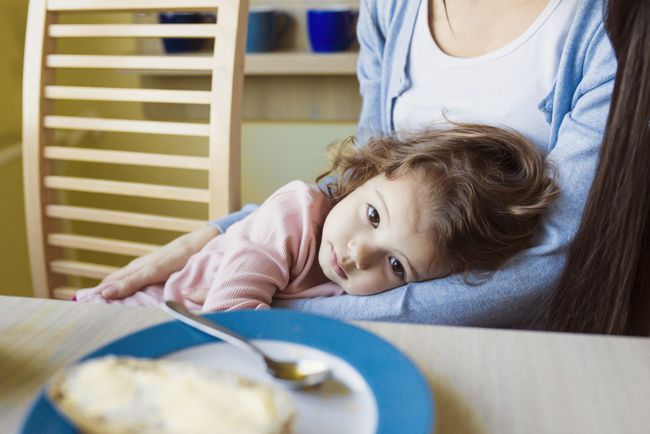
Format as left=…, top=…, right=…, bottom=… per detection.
left=541, top=0, right=650, bottom=335
left=95, top=0, right=615, bottom=326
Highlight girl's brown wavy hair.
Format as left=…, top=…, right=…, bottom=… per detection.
left=317, top=123, right=559, bottom=275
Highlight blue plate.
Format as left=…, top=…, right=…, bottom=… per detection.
left=21, top=309, right=434, bottom=433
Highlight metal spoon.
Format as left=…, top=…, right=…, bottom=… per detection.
left=161, top=300, right=331, bottom=389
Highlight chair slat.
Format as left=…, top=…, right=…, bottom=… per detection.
left=47, top=55, right=214, bottom=71
left=50, top=259, right=118, bottom=279
left=49, top=24, right=218, bottom=38
left=45, top=86, right=212, bottom=104
left=47, top=0, right=222, bottom=12
left=48, top=233, right=159, bottom=256
left=45, top=176, right=210, bottom=202
left=45, top=146, right=210, bottom=170
left=46, top=205, right=205, bottom=232
left=52, top=287, right=79, bottom=300
left=44, top=115, right=210, bottom=136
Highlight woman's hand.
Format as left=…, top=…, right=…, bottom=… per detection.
left=98, top=225, right=220, bottom=300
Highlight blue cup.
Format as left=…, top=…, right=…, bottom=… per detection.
left=307, top=8, right=357, bottom=53
left=159, top=12, right=215, bottom=53
left=246, top=8, right=291, bottom=53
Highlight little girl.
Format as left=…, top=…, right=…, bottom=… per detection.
left=76, top=124, right=559, bottom=312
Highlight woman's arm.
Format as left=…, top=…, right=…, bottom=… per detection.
left=275, top=11, right=617, bottom=326
left=356, top=0, right=385, bottom=143
left=181, top=182, right=327, bottom=312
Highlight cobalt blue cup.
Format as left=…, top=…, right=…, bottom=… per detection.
left=246, top=8, right=291, bottom=53
left=307, top=8, right=357, bottom=53
left=159, top=12, right=213, bottom=53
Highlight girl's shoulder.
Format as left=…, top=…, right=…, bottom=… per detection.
left=261, top=181, right=330, bottom=218
left=229, top=181, right=330, bottom=242
left=267, top=180, right=325, bottom=201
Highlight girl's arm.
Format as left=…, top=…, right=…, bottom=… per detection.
left=194, top=182, right=328, bottom=312
left=96, top=225, right=219, bottom=299
left=198, top=242, right=289, bottom=311
left=99, top=206, right=258, bottom=300
left=275, top=12, right=617, bottom=326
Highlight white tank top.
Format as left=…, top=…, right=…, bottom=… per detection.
left=393, top=0, right=579, bottom=149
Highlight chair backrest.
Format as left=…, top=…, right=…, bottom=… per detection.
left=22, top=0, right=248, bottom=299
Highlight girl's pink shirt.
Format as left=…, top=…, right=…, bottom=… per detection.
left=75, top=181, right=344, bottom=311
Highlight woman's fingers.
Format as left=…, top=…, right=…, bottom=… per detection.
left=183, top=287, right=209, bottom=304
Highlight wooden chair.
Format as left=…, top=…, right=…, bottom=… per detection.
left=22, top=0, right=248, bottom=299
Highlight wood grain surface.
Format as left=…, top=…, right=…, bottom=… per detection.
left=1, top=295, right=649, bottom=434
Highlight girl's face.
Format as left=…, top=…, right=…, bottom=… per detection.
left=318, top=172, right=448, bottom=295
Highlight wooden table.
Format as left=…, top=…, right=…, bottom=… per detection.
left=1, top=295, right=649, bottom=434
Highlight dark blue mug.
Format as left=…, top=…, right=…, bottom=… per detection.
left=307, top=8, right=357, bottom=53
left=158, top=12, right=215, bottom=53
left=246, top=8, right=291, bottom=53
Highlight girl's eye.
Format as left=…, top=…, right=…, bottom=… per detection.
left=389, top=257, right=405, bottom=279
left=367, top=204, right=380, bottom=227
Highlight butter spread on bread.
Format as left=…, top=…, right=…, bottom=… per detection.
left=49, top=356, right=295, bottom=434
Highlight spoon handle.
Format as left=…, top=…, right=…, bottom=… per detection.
left=161, top=301, right=267, bottom=362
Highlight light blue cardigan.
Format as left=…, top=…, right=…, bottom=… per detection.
left=213, top=0, right=616, bottom=326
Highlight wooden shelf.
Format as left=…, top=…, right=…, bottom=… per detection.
left=245, top=52, right=357, bottom=76
left=130, top=3, right=360, bottom=77
left=130, top=51, right=358, bottom=76
left=137, top=51, right=361, bottom=120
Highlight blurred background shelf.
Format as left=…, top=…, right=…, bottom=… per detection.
left=137, top=50, right=360, bottom=121
left=132, top=51, right=358, bottom=76
left=128, top=52, right=358, bottom=77
left=129, top=0, right=361, bottom=119
left=247, top=52, right=357, bottom=76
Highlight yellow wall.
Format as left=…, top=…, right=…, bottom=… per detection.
left=0, top=2, right=356, bottom=297
left=0, top=157, right=32, bottom=297
left=241, top=122, right=355, bottom=204
left=0, top=0, right=31, bottom=296
left=0, top=1, right=27, bottom=141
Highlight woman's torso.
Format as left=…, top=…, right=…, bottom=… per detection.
left=357, top=0, right=605, bottom=156
left=392, top=0, right=579, bottom=149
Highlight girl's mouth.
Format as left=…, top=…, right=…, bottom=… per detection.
left=330, top=247, right=348, bottom=279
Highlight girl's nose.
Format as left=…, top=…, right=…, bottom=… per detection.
left=348, top=238, right=377, bottom=270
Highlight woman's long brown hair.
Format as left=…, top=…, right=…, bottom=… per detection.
left=541, top=0, right=650, bottom=335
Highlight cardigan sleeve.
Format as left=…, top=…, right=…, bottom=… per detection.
left=356, top=0, right=385, bottom=144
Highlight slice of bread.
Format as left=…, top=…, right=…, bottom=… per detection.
left=48, top=356, right=295, bottom=434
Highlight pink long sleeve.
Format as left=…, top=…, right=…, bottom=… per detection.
left=75, top=181, right=343, bottom=310
left=164, top=181, right=344, bottom=312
